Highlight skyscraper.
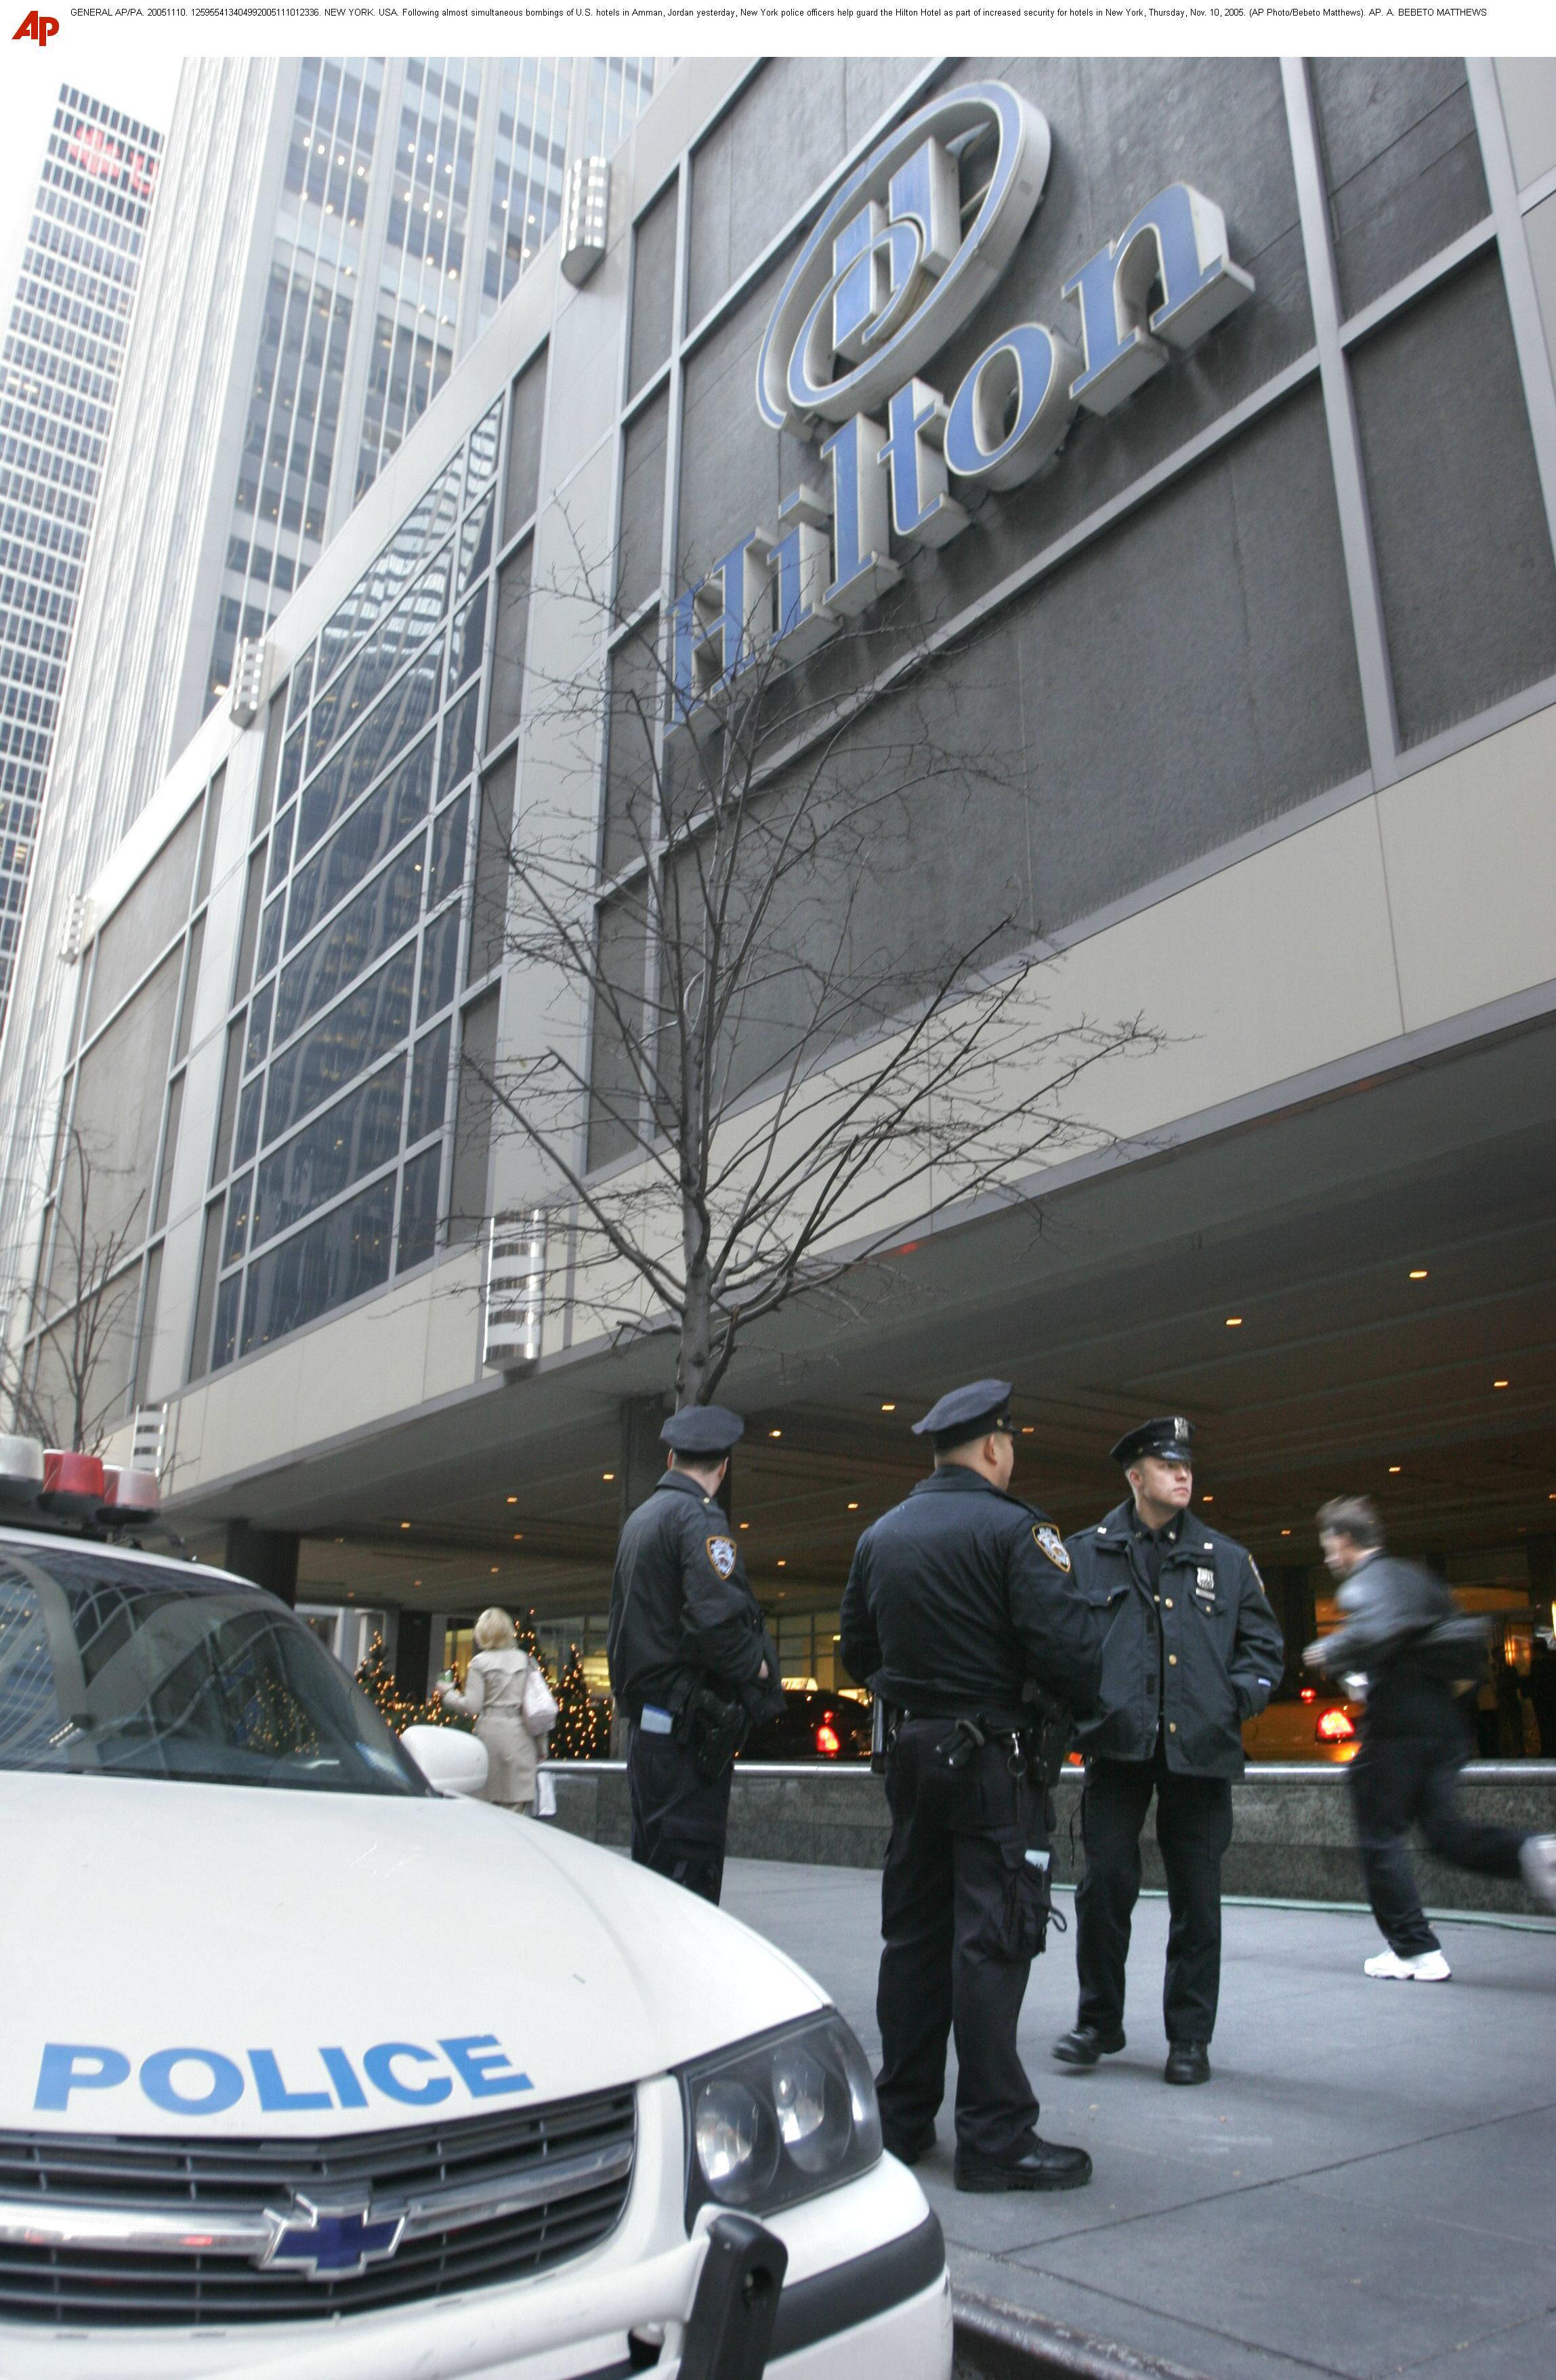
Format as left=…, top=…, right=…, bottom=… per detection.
left=0, top=85, right=161, bottom=1034
left=0, top=52, right=660, bottom=1344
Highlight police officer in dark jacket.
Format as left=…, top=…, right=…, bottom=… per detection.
left=606, top=1405, right=783, bottom=1905
left=1054, top=1418, right=1283, bottom=2087
left=1309, top=1495, right=1556, bottom=1976
left=840, top=1381, right=1103, bottom=2193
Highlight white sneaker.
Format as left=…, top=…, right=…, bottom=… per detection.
left=1364, top=1948, right=1452, bottom=1980
left=1519, top=1835, right=1556, bottom=1912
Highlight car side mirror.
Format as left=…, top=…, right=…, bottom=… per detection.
left=400, top=1724, right=490, bottom=1797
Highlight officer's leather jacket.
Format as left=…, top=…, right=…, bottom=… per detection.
left=606, top=1471, right=784, bottom=1726
left=839, top=1466, right=1102, bottom=1723
left=1066, top=1502, right=1284, bottom=1777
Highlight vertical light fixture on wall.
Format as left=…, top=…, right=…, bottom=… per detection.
left=560, top=156, right=610, bottom=284
left=484, top=1210, right=547, bottom=1366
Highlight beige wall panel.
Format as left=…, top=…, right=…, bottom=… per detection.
left=289, top=1294, right=436, bottom=1448
left=628, top=60, right=749, bottom=222
left=1377, top=701, right=1556, bottom=1032
left=421, top=1246, right=484, bottom=1400
left=145, top=1205, right=205, bottom=1407
left=190, top=1338, right=307, bottom=1485
left=545, top=268, right=623, bottom=500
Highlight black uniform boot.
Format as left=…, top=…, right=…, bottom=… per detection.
left=954, top=2137, right=1093, bottom=2192
left=1164, top=2041, right=1211, bottom=2085
left=1051, top=2024, right=1126, bottom=2066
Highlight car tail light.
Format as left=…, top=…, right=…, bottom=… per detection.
left=814, top=1724, right=841, bottom=1758
left=1317, top=1708, right=1355, bottom=1742
left=1300, top=1687, right=1316, bottom=1703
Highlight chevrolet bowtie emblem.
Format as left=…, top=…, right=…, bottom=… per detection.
left=261, top=2195, right=404, bottom=2278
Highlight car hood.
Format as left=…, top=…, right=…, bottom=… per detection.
left=0, top=1774, right=824, bottom=2135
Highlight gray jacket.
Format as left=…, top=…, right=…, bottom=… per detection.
left=1310, top=1553, right=1453, bottom=1676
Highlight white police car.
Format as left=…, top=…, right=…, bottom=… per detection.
left=0, top=1440, right=950, bottom=2379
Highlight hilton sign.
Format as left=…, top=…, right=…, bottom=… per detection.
left=670, top=83, right=1253, bottom=725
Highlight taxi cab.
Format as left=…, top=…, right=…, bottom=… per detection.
left=0, top=1439, right=950, bottom=2380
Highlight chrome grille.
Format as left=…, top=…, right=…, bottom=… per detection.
left=0, top=2085, right=635, bottom=2326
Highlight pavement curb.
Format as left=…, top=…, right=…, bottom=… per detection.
left=952, top=2287, right=1213, bottom=2380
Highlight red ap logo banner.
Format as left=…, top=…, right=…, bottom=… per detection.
left=14, top=12, right=60, bottom=41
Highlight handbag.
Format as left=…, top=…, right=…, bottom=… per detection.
left=521, top=1656, right=559, bottom=1738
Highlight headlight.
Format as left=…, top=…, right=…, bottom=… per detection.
left=677, top=2012, right=882, bottom=2222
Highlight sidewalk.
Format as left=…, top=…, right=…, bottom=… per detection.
left=719, top=1859, right=1556, bottom=2380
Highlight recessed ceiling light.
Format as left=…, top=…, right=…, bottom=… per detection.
left=1494, top=1380, right=1509, bottom=1390
left=1388, top=1465, right=1402, bottom=1474
left=1408, top=1269, right=1428, bottom=1280
left=770, top=1429, right=782, bottom=1439
left=739, top=1522, right=750, bottom=1530
left=847, top=1502, right=859, bottom=1510
left=602, top=1471, right=615, bottom=1481
left=490, top=1566, right=498, bottom=1575
left=1225, top=1317, right=1243, bottom=1328
left=1022, top=1426, right=1035, bottom=1435
left=1281, top=1529, right=1291, bottom=1537
left=400, top=1521, right=411, bottom=1529
left=512, top=1533, right=522, bottom=1541
left=507, top=1495, right=518, bottom=1504
left=881, top=1402, right=896, bottom=1412
left=776, top=1559, right=786, bottom=1567
left=1202, top=1495, right=1215, bottom=1503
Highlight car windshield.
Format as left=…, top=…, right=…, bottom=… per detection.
left=0, top=1542, right=426, bottom=1794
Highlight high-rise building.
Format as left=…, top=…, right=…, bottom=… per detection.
left=0, top=85, right=161, bottom=1034
left=0, top=51, right=660, bottom=1338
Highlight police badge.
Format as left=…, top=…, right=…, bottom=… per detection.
left=706, top=1536, right=737, bottom=1579
left=1034, top=1525, right=1072, bottom=1573
left=1194, top=1565, right=1217, bottom=1600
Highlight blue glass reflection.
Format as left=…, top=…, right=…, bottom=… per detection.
left=438, top=683, right=478, bottom=799
left=275, top=839, right=425, bottom=1044
left=417, top=903, right=460, bottom=1023
left=297, top=643, right=443, bottom=859
left=309, top=545, right=452, bottom=770
left=430, top=792, right=469, bottom=908
left=253, top=1056, right=406, bottom=1247
left=408, top=1018, right=450, bottom=1141
left=264, top=947, right=416, bottom=1146
left=396, top=1145, right=441, bottom=1272
left=286, top=735, right=433, bottom=953
left=240, top=1176, right=396, bottom=1356
left=317, top=454, right=462, bottom=689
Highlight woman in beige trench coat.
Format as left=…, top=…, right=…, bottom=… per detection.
left=434, top=1607, right=544, bottom=1811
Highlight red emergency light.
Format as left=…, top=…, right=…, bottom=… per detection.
left=1316, top=1707, right=1356, bottom=1743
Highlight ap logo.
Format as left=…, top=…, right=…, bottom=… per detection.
left=13, top=11, right=60, bottom=41
left=757, top=85, right=1050, bottom=436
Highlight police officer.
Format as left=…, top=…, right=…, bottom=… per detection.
left=606, top=1405, right=783, bottom=1905
left=1054, top=1418, right=1283, bottom=2085
left=840, top=1381, right=1103, bottom=2192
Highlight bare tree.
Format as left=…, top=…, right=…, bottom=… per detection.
left=1, top=1124, right=146, bottom=1452
left=464, top=547, right=1160, bottom=1408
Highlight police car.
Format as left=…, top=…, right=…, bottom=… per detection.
left=0, top=1438, right=950, bottom=2380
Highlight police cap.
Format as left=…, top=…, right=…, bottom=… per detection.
left=912, top=1379, right=1014, bottom=1451
left=660, top=1404, right=744, bottom=1458
left=1110, top=1414, right=1195, bottom=1468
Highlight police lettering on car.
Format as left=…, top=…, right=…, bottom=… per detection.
left=1053, top=1417, right=1284, bottom=2087
left=840, top=1380, right=1105, bottom=2193
left=606, top=1403, right=784, bottom=1905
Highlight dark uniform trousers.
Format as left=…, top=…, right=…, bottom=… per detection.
left=1076, top=1740, right=1234, bottom=2045
left=627, top=1726, right=734, bottom=1906
left=877, top=1719, right=1052, bottom=2162
left=1349, top=1693, right=1524, bottom=1957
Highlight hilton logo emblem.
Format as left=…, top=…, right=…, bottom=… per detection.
left=673, top=82, right=1253, bottom=723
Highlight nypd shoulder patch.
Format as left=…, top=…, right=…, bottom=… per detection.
left=1034, top=1524, right=1072, bottom=1573
left=706, top=1535, right=737, bottom=1579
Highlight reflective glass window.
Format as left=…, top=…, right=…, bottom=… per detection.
left=297, top=643, right=443, bottom=860
left=253, top=1056, right=406, bottom=1247
left=278, top=727, right=305, bottom=818
left=268, top=807, right=295, bottom=890
left=240, top=1175, right=396, bottom=1356
left=287, top=645, right=315, bottom=726
left=465, top=400, right=501, bottom=503
left=317, top=454, right=461, bottom=687
left=264, top=948, right=416, bottom=1146
left=223, top=1172, right=254, bottom=1267
left=408, top=1018, right=450, bottom=1142
left=457, top=486, right=494, bottom=596
left=430, top=792, right=469, bottom=908
left=276, top=839, right=425, bottom=1046
left=418, top=904, right=461, bottom=1023
left=212, top=1272, right=241, bottom=1371
left=438, top=683, right=478, bottom=799
left=397, top=1145, right=441, bottom=1272
left=287, top=735, right=433, bottom=954
left=233, top=1076, right=262, bottom=1172
left=245, top=981, right=273, bottom=1073
left=449, top=585, right=486, bottom=692
left=257, top=895, right=285, bottom=984
left=308, top=545, right=452, bottom=768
